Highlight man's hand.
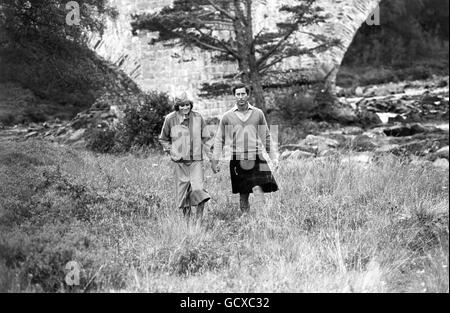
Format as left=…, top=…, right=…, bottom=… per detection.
left=211, top=160, right=220, bottom=174
left=271, top=158, right=280, bottom=171
left=169, top=149, right=182, bottom=162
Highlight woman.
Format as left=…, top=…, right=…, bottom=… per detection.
left=158, top=94, right=212, bottom=222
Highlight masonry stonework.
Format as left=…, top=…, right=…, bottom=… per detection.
left=90, top=0, right=381, bottom=117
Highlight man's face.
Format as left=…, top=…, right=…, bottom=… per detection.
left=234, top=87, right=249, bottom=108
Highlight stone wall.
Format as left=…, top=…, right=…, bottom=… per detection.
left=89, top=0, right=381, bottom=117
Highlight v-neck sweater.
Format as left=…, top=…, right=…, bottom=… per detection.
left=212, top=106, right=276, bottom=160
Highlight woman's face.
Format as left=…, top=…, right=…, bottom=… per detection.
left=179, top=103, right=191, bottom=115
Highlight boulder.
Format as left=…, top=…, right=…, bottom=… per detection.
left=318, top=149, right=338, bottom=157
left=67, top=129, right=86, bottom=142
left=433, top=158, right=449, bottom=170
left=364, top=128, right=387, bottom=138
left=351, top=135, right=378, bottom=151
left=374, top=144, right=401, bottom=154
left=71, top=139, right=87, bottom=150
left=55, top=127, right=67, bottom=136
left=324, top=133, right=350, bottom=148
left=332, top=107, right=359, bottom=124
left=410, top=123, right=432, bottom=134
left=290, top=150, right=316, bottom=160
left=341, top=152, right=373, bottom=164
left=70, top=114, right=90, bottom=130
left=280, top=143, right=317, bottom=154
left=435, top=146, right=449, bottom=160
left=410, top=158, right=433, bottom=167
left=358, top=110, right=383, bottom=126
left=302, top=135, right=340, bottom=149
left=382, top=124, right=428, bottom=137
left=342, top=126, right=364, bottom=135
left=387, top=115, right=406, bottom=123
left=100, top=112, right=115, bottom=119
left=280, top=150, right=293, bottom=160
left=355, top=86, right=365, bottom=97
left=25, top=131, right=38, bottom=139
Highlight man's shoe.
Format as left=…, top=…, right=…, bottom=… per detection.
left=252, top=186, right=266, bottom=208
left=240, top=193, right=250, bottom=213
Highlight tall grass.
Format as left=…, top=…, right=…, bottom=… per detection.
left=0, top=139, right=448, bottom=292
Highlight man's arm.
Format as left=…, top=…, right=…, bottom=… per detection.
left=259, top=111, right=279, bottom=162
left=211, top=115, right=227, bottom=161
left=210, top=115, right=227, bottom=173
left=158, top=115, right=172, bottom=154
left=201, top=115, right=213, bottom=160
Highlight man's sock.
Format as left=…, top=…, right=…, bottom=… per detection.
left=240, top=193, right=250, bottom=212
left=252, top=186, right=266, bottom=206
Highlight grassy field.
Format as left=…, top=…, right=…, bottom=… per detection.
left=0, top=139, right=448, bottom=292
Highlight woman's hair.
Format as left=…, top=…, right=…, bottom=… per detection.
left=231, top=84, right=251, bottom=95
left=174, top=99, right=194, bottom=111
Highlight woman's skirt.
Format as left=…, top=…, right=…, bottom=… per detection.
left=174, top=160, right=210, bottom=208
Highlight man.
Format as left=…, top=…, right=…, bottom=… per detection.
left=159, top=94, right=212, bottom=223
left=211, top=84, right=279, bottom=213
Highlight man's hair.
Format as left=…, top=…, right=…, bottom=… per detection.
left=174, top=99, right=194, bottom=111
left=232, top=84, right=251, bottom=95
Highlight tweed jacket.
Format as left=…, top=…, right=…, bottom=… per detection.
left=159, top=110, right=212, bottom=162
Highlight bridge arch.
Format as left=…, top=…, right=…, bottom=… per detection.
left=91, top=0, right=382, bottom=117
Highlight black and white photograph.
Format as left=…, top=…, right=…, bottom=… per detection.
left=0, top=0, right=448, bottom=296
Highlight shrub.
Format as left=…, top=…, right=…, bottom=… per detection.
left=84, top=91, right=173, bottom=154
left=115, top=92, right=173, bottom=151
left=270, top=87, right=318, bottom=126
left=86, top=128, right=117, bottom=154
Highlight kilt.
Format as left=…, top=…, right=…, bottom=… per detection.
left=229, top=154, right=278, bottom=194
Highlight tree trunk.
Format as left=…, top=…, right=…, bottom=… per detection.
left=232, top=0, right=267, bottom=113
left=239, top=67, right=266, bottom=112
left=249, top=72, right=266, bottom=112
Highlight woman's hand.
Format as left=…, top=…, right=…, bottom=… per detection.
left=211, top=159, right=220, bottom=174
left=170, top=149, right=182, bottom=162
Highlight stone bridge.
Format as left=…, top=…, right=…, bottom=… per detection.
left=90, top=0, right=382, bottom=117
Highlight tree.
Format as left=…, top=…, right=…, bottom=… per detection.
left=0, top=1, right=120, bottom=115
left=131, top=0, right=340, bottom=112
left=0, top=0, right=117, bottom=50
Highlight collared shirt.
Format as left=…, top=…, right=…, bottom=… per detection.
left=159, top=110, right=212, bottom=162
left=177, top=111, right=190, bottom=127
left=233, top=102, right=254, bottom=122
left=212, top=104, right=279, bottom=162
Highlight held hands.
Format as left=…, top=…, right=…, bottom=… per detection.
left=168, top=149, right=182, bottom=162
left=271, top=158, right=280, bottom=171
left=211, top=159, right=220, bottom=174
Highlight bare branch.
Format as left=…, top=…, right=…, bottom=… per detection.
left=258, top=55, right=286, bottom=73
left=259, top=42, right=332, bottom=73
left=205, top=0, right=236, bottom=21
left=255, top=27, right=295, bottom=68
left=256, top=1, right=316, bottom=68
left=193, top=26, right=240, bottom=59
left=176, top=30, right=229, bottom=54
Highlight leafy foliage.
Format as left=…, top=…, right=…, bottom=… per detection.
left=0, top=1, right=121, bottom=117
left=0, top=0, right=116, bottom=47
left=116, top=92, right=173, bottom=151
left=341, top=0, right=449, bottom=73
left=85, top=92, right=173, bottom=153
